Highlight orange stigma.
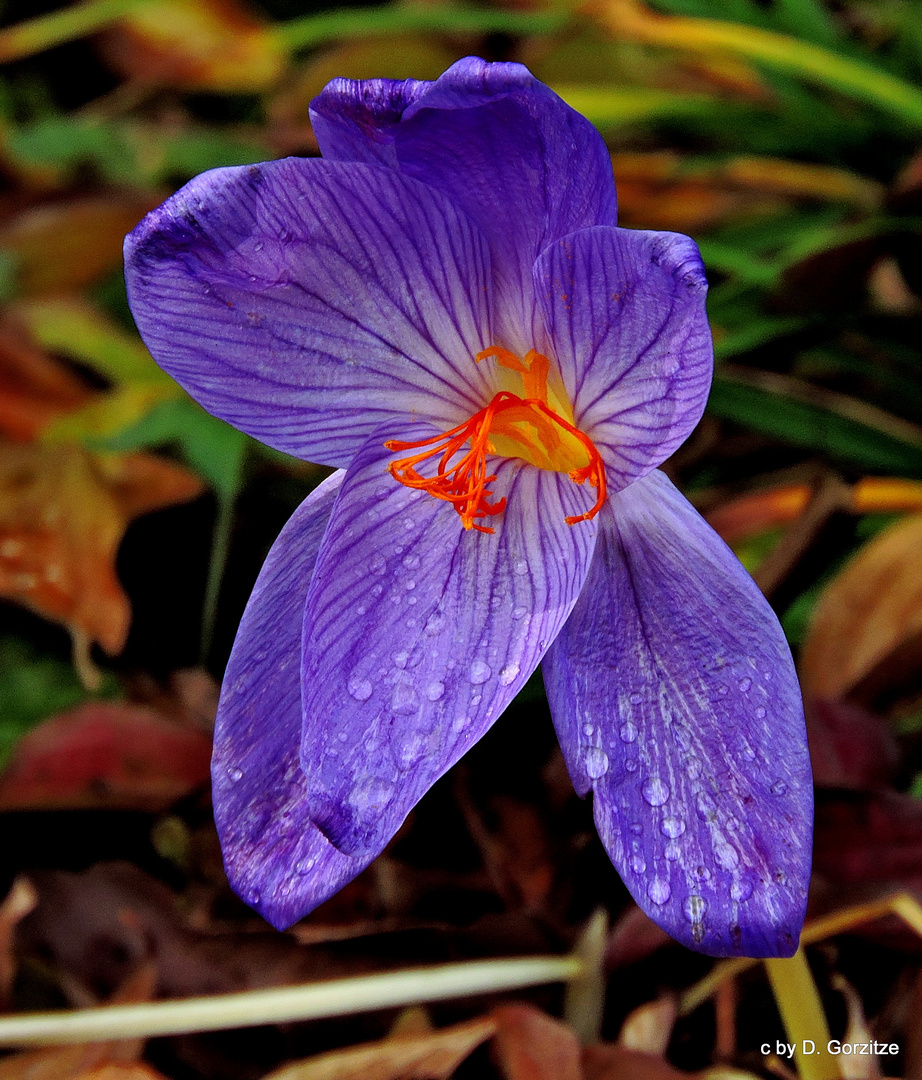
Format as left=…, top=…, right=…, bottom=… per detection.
left=385, top=348, right=607, bottom=534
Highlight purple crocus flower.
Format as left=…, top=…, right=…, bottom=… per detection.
left=124, top=58, right=812, bottom=957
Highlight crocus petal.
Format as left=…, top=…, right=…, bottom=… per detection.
left=213, top=470, right=375, bottom=929
left=125, top=157, right=494, bottom=466
left=311, top=58, right=617, bottom=352
left=536, top=227, right=712, bottom=492
left=543, top=470, right=812, bottom=957
left=298, top=424, right=598, bottom=858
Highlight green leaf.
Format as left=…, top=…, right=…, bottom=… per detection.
left=708, top=368, right=922, bottom=475
left=0, top=637, right=119, bottom=770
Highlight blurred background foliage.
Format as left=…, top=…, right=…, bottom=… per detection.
left=3, top=0, right=922, bottom=1076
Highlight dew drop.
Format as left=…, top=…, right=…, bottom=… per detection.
left=392, top=651, right=409, bottom=670
left=693, top=864, right=711, bottom=881
left=512, top=606, right=528, bottom=621
left=770, top=779, right=787, bottom=796
left=226, top=766, right=243, bottom=782
left=585, top=748, right=609, bottom=779
left=641, top=777, right=669, bottom=806
left=357, top=605, right=367, bottom=615
left=625, top=759, right=638, bottom=773
left=661, top=816, right=686, bottom=838
left=629, top=692, right=642, bottom=705
left=253, top=241, right=263, bottom=251
left=739, top=676, right=752, bottom=693
left=513, top=559, right=528, bottom=576
left=665, top=841, right=680, bottom=861
left=369, top=553, right=386, bottom=575
left=452, top=716, right=471, bottom=733
left=683, top=895, right=707, bottom=923
left=499, top=663, right=520, bottom=686
left=352, top=777, right=394, bottom=809
left=715, top=841, right=740, bottom=871
left=405, top=579, right=416, bottom=591
left=425, top=682, right=445, bottom=701
left=348, top=676, right=373, bottom=702
left=730, top=879, right=753, bottom=902
left=295, top=857, right=316, bottom=875
left=648, top=878, right=671, bottom=905
left=425, top=612, right=446, bottom=635
left=755, top=706, right=767, bottom=719
left=391, top=684, right=420, bottom=715
left=469, top=660, right=492, bottom=685
left=631, top=854, right=646, bottom=874
left=630, top=822, right=643, bottom=835
left=619, top=722, right=638, bottom=744
left=695, top=792, right=717, bottom=821
left=686, top=761, right=702, bottom=781
left=717, top=684, right=729, bottom=696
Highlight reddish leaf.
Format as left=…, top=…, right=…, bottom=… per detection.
left=582, top=1045, right=689, bottom=1080
left=805, top=698, right=900, bottom=790
left=605, top=904, right=672, bottom=969
left=0, top=701, right=212, bottom=811
left=814, top=790, right=922, bottom=889
left=491, top=1004, right=582, bottom=1080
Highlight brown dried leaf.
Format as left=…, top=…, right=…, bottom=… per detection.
left=97, top=0, right=283, bottom=91
left=491, top=1004, right=582, bottom=1080
left=581, top=1045, right=687, bottom=1080
left=0, top=196, right=160, bottom=297
left=0, top=701, right=212, bottom=811
left=261, top=1017, right=496, bottom=1080
left=0, top=442, right=203, bottom=657
left=800, top=515, right=922, bottom=699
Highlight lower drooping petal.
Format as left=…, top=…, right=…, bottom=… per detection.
left=536, top=227, right=712, bottom=493
left=299, top=424, right=598, bottom=859
left=125, top=158, right=494, bottom=466
left=543, top=470, right=812, bottom=957
left=212, top=470, right=376, bottom=930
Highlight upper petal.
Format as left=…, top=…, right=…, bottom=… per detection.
left=212, top=470, right=375, bottom=930
left=311, top=58, right=618, bottom=352
left=536, top=227, right=712, bottom=491
left=543, top=470, right=812, bottom=958
left=298, top=423, right=598, bottom=858
left=125, top=157, right=494, bottom=466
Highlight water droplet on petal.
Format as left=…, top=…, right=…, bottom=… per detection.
left=352, top=777, right=394, bottom=809
left=715, top=841, right=740, bottom=870
left=452, top=716, right=471, bottom=733
left=469, top=660, right=491, bottom=685
left=391, top=684, right=420, bottom=715
left=770, top=779, right=787, bottom=796
left=739, top=676, right=752, bottom=693
left=499, top=663, right=520, bottom=686
left=425, top=682, right=445, bottom=701
left=631, top=854, right=646, bottom=874
left=730, top=879, right=753, bottom=902
left=755, top=706, right=767, bottom=719
left=405, top=579, right=416, bottom=590
left=630, top=822, right=642, bottom=835
left=629, top=692, right=642, bottom=705
left=619, top=722, right=637, bottom=743
left=683, top=895, right=707, bottom=922
left=695, top=792, right=717, bottom=821
left=665, top=841, right=680, bottom=861
left=392, top=651, right=409, bottom=670
left=226, top=766, right=243, bottom=782
left=648, top=878, right=671, bottom=905
left=625, top=759, right=638, bottom=773
left=717, top=684, right=729, bottom=696
left=512, top=606, right=527, bottom=621
left=585, top=748, right=609, bottom=779
left=425, top=612, right=446, bottom=635
left=642, top=777, right=669, bottom=806
left=513, top=559, right=528, bottom=576
left=348, top=676, right=373, bottom=702
left=369, top=553, right=386, bottom=575
left=661, top=816, right=685, bottom=838
left=295, top=857, right=316, bottom=875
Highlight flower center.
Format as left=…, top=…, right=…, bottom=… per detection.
left=384, top=347, right=606, bottom=534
